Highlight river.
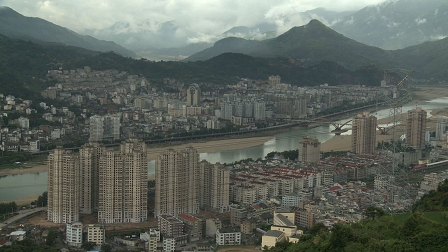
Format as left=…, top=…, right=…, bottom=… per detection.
left=2, top=97, right=448, bottom=203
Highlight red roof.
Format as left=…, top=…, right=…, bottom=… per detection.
left=178, top=213, right=198, bottom=222
left=329, top=185, right=342, bottom=191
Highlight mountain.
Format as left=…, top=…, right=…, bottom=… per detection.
left=331, top=0, right=448, bottom=50
left=0, top=7, right=135, bottom=57
left=185, top=20, right=387, bottom=70
left=392, top=36, right=448, bottom=79
left=141, top=43, right=213, bottom=61
left=0, top=34, right=99, bottom=98
left=222, top=23, right=278, bottom=40
left=84, top=20, right=183, bottom=52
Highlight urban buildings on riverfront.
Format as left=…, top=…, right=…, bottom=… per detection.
left=47, top=139, right=147, bottom=224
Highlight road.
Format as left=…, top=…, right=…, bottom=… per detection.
left=0, top=207, right=46, bottom=229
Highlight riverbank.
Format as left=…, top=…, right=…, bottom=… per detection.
left=0, top=164, right=47, bottom=176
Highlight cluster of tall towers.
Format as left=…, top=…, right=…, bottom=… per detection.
left=47, top=139, right=147, bottom=224
left=154, top=147, right=230, bottom=217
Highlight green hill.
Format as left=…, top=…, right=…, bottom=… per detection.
left=63, top=52, right=386, bottom=88
left=0, top=35, right=99, bottom=98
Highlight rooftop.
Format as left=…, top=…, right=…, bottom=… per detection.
left=264, top=230, right=283, bottom=238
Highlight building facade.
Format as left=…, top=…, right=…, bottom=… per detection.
left=216, top=228, right=241, bottom=245
left=47, top=147, right=80, bottom=224
left=351, top=112, right=377, bottom=154
left=66, top=222, right=83, bottom=247
left=155, top=147, right=200, bottom=217
left=199, top=161, right=230, bottom=212
left=98, top=139, right=147, bottom=223
left=406, top=107, right=427, bottom=149
left=299, top=136, right=321, bottom=164
left=87, top=224, right=105, bottom=246
left=186, top=83, right=201, bottom=106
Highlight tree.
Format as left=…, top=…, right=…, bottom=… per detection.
left=329, top=223, right=353, bottom=251
left=46, top=229, right=57, bottom=245
left=36, top=191, right=47, bottom=207
left=81, top=242, right=96, bottom=251
left=101, top=243, right=112, bottom=252
left=364, top=206, right=385, bottom=220
left=307, top=222, right=327, bottom=236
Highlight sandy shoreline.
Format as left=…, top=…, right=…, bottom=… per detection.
left=11, top=194, right=41, bottom=206
left=0, top=164, right=48, bottom=176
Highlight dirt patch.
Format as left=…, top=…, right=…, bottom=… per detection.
left=216, top=246, right=259, bottom=252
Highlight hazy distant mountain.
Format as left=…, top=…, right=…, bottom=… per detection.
left=221, top=9, right=354, bottom=41
left=222, top=23, right=278, bottom=40
left=84, top=19, right=183, bottom=52
left=139, top=43, right=213, bottom=61
left=331, top=0, right=448, bottom=49
left=83, top=8, right=353, bottom=60
left=0, top=7, right=135, bottom=57
left=185, top=20, right=386, bottom=70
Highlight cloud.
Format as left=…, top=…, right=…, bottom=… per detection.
left=415, top=18, right=427, bottom=25
left=1, top=0, right=387, bottom=47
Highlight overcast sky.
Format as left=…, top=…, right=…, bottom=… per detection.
left=0, top=0, right=387, bottom=35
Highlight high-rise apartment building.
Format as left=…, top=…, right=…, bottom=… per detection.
left=268, top=75, right=281, bottom=86
left=103, top=115, right=121, bottom=140
left=406, top=107, right=427, bottom=149
left=79, top=145, right=94, bottom=214
left=47, top=147, right=80, bottom=224
left=155, top=147, right=200, bottom=217
left=47, top=140, right=147, bottom=224
left=436, top=118, right=446, bottom=140
left=98, top=139, right=147, bottom=223
left=299, top=137, right=320, bottom=164
left=199, top=161, right=230, bottom=212
left=89, top=115, right=104, bottom=142
left=351, top=112, right=377, bottom=154
left=253, top=101, right=266, bottom=120
left=186, top=83, right=201, bottom=106
left=89, top=114, right=121, bottom=142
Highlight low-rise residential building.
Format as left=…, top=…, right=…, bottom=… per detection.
left=216, top=228, right=241, bottom=246
left=163, top=237, right=176, bottom=252
left=87, top=224, right=105, bottom=246
left=177, top=214, right=202, bottom=242
left=240, top=219, right=257, bottom=234
left=205, top=218, right=222, bottom=237
left=158, top=215, right=188, bottom=245
left=262, top=230, right=285, bottom=249
left=66, top=222, right=83, bottom=247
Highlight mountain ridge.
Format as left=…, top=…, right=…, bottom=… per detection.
left=185, top=19, right=388, bottom=70
left=0, top=6, right=135, bottom=57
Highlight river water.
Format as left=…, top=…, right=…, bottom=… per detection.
left=2, top=97, right=448, bottom=202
